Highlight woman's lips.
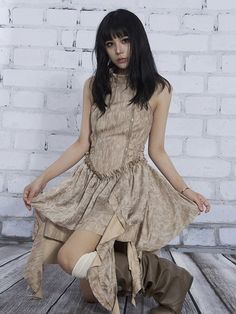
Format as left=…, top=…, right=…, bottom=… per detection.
left=117, top=58, right=127, bottom=64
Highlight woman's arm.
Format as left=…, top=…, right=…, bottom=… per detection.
left=148, top=85, right=211, bottom=213
left=148, top=84, right=188, bottom=193
left=38, top=77, right=93, bottom=184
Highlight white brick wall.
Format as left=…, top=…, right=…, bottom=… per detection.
left=0, top=1, right=235, bottom=249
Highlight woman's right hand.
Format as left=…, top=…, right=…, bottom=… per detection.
left=23, top=177, right=47, bottom=211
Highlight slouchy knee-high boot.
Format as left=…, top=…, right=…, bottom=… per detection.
left=140, top=252, right=193, bottom=314
left=114, top=248, right=193, bottom=314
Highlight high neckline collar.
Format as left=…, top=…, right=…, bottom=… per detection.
left=111, top=71, right=129, bottom=83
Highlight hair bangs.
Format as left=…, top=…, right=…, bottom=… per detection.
left=101, top=22, right=129, bottom=44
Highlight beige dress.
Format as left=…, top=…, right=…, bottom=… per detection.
left=23, top=71, right=200, bottom=314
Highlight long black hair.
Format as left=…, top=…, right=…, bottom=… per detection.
left=91, top=9, right=172, bottom=115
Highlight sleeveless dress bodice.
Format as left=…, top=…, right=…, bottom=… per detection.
left=85, top=72, right=153, bottom=178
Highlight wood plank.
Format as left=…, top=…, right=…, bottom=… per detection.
left=47, top=278, right=110, bottom=313
left=0, top=253, right=29, bottom=292
left=0, top=264, right=75, bottom=314
left=170, top=249, right=230, bottom=314
left=160, top=249, right=198, bottom=314
left=0, top=243, right=32, bottom=266
left=223, top=253, right=236, bottom=266
left=189, top=252, right=236, bottom=313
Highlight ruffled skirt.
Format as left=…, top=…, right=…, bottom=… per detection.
left=23, top=154, right=200, bottom=313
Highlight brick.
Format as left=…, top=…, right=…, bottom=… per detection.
left=207, top=0, right=236, bottom=10
left=0, top=131, right=11, bottom=149
left=0, top=89, right=10, bottom=107
left=71, top=71, right=94, bottom=91
left=29, top=152, right=61, bottom=170
left=207, top=119, right=236, bottom=136
left=12, top=8, right=44, bottom=25
left=3, top=69, right=68, bottom=89
left=222, top=55, right=236, bottom=73
left=211, top=35, right=236, bottom=51
left=221, top=98, right=236, bottom=115
left=148, top=34, right=208, bottom=52
left=0, top=28, right=57, bottom=47
left=73, top=0, right=137, bottom=7
left=48, top=50, right=79, bottom=69
left=185, top=96, right=217, bottom=115
left=0, top=196, right=32, bottom=217
left=76, top=30, right=96, bottom=49
left=14, top=48, right=45, bottom=67
left=220, top=181, right=236, bottom=200
left=0, top=48, right=10, bottom=65
left=81, top=51, right=94, bottom=70
left=166, top=74, right=204, bottom=93
left=3, top=111, right=68, bottom=131
left=208, top=77, right=236, bottom=94
left=46, top=91, right=79, bottom=111
left=14, top=132, right=45, bottom=150
left=0, top=7, right=9, bottom=24
left=48, top=134, right=77, bottom=151
left=154, top=54, right=181, bottom=72
left=61, top=30, right=74, bottom=47
left=185, top=138, right=217, bottom=157
left=218, top=14, right=236, bottom=31
left=219, top=228, right=236, bottom=245
left=2, top=219, right=33, bottom=237
left=7, top=174, right=36, bottom=194
left=149, top=14, right=180, bottom=31
left=183, top=228, right=215, bottom=246
left=12, top=90, right=44, bottom=108
left=168, top=235, right=181, bottom=245
left=183, top=14, right=215, bottom=32
left=220, top=138, right=236, bottom=157
left=80, top=10, right=106, bottom=28
left=166, top=118, right=203, bottom=136
left=169, top=96, right=181, bottom=113
left=185, top=55, right=217, bottom=73
left=195, top=205, right=236, bottom=223
left=165, top=137, right=183, bottom=156
left=139, top=0, right=202, bottom=9
left=0, top=152, right=28, bottom=170
left=0, top=174, right=4, bottom=192
left=47, top=8, right=77, bottom=27
left=172, top=157, right=231, bottom=177
left=184, top=179, right=215, bottom=200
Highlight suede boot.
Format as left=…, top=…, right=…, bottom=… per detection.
left=114, top=244, right=193, bottom=314
left=140, top=251, right=193, bottom=314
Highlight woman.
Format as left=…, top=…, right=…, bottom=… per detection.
left=23, top=8, right=211, bottom=314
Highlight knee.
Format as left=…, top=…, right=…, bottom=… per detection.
left=57, top=247, right=72, bottom=273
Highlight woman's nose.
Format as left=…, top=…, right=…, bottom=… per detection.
left=115, top=44, right=122, bottom=54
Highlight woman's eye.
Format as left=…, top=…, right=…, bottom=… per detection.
left=105, top=42, right=113, bottom=48
left=122, top=37, right=129, bottom=43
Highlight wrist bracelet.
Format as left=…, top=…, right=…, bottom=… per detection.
left=181, top=186, right=190, bottom=194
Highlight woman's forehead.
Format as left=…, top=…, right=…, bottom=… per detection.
left=103, top=29, right=128, bottom=41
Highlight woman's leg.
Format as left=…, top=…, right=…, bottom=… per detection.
left=57, top=229, right=102, bottom=302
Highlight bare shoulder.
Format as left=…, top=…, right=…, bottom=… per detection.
left=149, top=83, right=173, bottom=112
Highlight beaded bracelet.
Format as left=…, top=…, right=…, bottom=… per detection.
left=181, top=186, right=190, bottom=194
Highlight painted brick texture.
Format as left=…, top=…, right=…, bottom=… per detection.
left=0, top=0, right=235, bottom=248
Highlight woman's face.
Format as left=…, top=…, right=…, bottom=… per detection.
left=105, top=35, right=131, bottom=73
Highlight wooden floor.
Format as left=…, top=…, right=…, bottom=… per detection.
left=0, top=243, right=235, bottom=314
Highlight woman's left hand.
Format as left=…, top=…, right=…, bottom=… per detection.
left=182, top=188, right=211, bottom=214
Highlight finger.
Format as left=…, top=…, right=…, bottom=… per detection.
left=23, top=199, right=31, bottom=210
left=196, top=201, right=204, bottom=211
left=205, top=204, right=211, bottom=213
